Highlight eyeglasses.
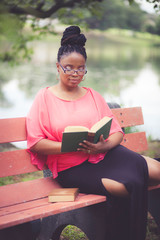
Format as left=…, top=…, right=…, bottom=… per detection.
left=59, top=63, right=87, bottom=76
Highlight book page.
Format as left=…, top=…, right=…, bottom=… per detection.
left=49, top=188, right=78, bottom=196
left=90, top=116, right=112, bottom=132
left=64, top=126, right=89, bottom=132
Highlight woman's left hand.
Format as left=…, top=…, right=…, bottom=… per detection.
left=77, top=135, right=107, bottom=154
left=77, top=132, right=124, bottom=154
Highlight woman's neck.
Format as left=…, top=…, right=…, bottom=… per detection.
left=49, top=84, right=87, bottom=101
left=58, top=82, right=80, bottom=92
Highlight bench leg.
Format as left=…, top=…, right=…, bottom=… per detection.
left=148, top=188, right=160, bottom=229
left=0, top=220, right=41, bottom=240
left=37, top=197, right=131, bottom=240
left=37, top=202, right=109, bottom=240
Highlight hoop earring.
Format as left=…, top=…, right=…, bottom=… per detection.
left=56, top=73, right=60, bottom=81
left=82, top=75, right=86, bottom=81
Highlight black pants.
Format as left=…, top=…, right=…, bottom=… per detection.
left=57, top=145, right=149, bottom=240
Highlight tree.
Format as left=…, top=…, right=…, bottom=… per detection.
left=1, top=0, right=159, bottom=18
left=0, top=0, right=103, bottom=63
left=125, top=2, right=146, bottom=31
left=80, top=0, right=146, bottom=31
left=0, top=0, right=159, bottom=63
left=155, top=16, right=160, bottom=35
left=0, top=0, right=103, bottom=18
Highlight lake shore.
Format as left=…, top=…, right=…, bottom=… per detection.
left=142, top=140, right=160, bottom=159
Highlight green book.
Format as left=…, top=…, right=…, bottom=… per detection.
left=61, top=116, right=112, bottom=153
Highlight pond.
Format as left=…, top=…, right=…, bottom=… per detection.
left=0, top=32, right=160, bottom=143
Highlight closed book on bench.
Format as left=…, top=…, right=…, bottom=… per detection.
left=61, top=116, right=112, bottom=152
left=48, top=188, right=79, bottom=202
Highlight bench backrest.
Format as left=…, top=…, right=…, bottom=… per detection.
left=0, top=107, right=148, bottom=207
left=0, top=107, right=148, bottom=178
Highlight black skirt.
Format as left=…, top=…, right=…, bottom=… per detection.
left=56, top=145, right=149, bottom=240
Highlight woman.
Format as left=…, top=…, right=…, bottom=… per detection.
left=27, top=26, right=160, bottom=240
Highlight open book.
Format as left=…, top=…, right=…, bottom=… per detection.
left=48, top=188, right=79, bottom=202
left=61, top=116, right=112, bottom=152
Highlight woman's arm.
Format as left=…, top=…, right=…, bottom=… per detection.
left=78, top=132, right=123, bottom=154
left=30, top=139, right=62, bottom=155
left=30, top=132, right=123, bottom=155
left=101, top=131, right=123, bottom=151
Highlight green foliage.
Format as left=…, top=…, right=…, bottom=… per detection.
left=0, top=0, right=159, bottom=64
left=0, top=14, right=57, bottom=64
left=82, top=0, right=147, bottom=31
left=124, top=126, right=140, bottom=134
left=0, top=14, right=35, bottom=64
left=0, top=176, right=15, bottom=186
left=145, top=15, right=160, bottom=35
left=60, top=225, right=89, bottom=240
left=0, top=172, right=43, bottom=186
left=57, top=7, right=89, bottom=27
left=155, top=16, right=160, bottom=35
left=57, top=1, right=102, bottom=28
left=0, top=0, right=103, bottom=64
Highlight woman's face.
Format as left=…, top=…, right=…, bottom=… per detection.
left=56, top=52, right=86, bottom=89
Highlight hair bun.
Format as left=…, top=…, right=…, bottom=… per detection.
left=61, top=26, right=86, bottom=47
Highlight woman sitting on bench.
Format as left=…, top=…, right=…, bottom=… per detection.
left=27, top=25, right=160, bottom=240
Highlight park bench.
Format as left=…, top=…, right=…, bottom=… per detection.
left=0, top=105, right=160, bottom=240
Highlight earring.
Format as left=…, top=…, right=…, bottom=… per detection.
left=82, top=75, right=86, bottom=81
left=56, top=73, right=60, bottom=81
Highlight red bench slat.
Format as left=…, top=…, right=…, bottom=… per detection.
left=0, top=149, right=46, bottom=177
left=0, top=177, right=60, bottom=208
left=0, top=194, right=106, bottom=229
left=121, top=132, right=148, bottom=152
left=0, top=198, right=51, bottom=217
left=0, top=107, right=144, bottom=144
left=0, top=132, right=148, bottom=178
left=0, top=117, right=26, bottom=143
left=112, top=107, right=144, bottom=128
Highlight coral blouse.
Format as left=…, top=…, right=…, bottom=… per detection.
left=26, top=87, right=123, bottom=178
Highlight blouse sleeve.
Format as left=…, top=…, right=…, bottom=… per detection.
left=27, top=89, right=47, bottom=148
left=26, top=88, right=52, bottom=169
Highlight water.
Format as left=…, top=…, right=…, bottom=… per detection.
left=0, top=33, right=160, bottom=141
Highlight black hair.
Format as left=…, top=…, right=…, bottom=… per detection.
left=57, top=26, right=87, bottom=62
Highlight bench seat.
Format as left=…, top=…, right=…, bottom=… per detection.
left=0, top=189, right=106, bottom=229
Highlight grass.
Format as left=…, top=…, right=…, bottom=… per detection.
left=60, top=225, right=89, bottom=240
left=146, top=213, right=160, bottom=240
left=86, top=28, right=160, bottom=48
left=0, top=171, right=43, bottom=186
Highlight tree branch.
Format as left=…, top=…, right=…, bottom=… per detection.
left=3, top=0, right=102, bottom=18
left=37, top=0, right=45, bottom=11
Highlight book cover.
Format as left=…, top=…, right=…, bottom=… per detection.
left=61, top=116, right=112, bottom=152
left=48, top=188, right=79, bottom=202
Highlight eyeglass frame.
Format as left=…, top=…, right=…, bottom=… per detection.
left=58, top=62, right=87, bottom=75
